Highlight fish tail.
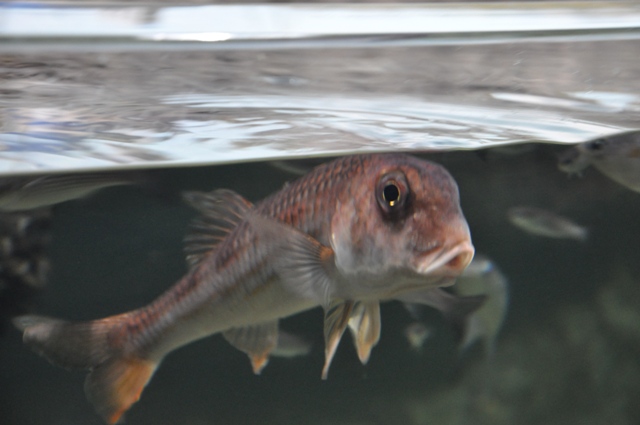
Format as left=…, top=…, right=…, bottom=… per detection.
left=13, top=314, right=158, bottom=424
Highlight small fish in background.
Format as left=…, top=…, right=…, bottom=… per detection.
left=557, top=144, right=592, bottom=176
left=475, top=143, right=537, bottom=162
left=268, top=158, right=328, bottom=176
left=400, top=288, right=486, bottom=354
left=403, top=322, right=432, bottom=352
left=453, top=254, right=509, bottom=357
left=14, top=153, right=475, bottom=424
left=558, top=131, right=640, bottom=193
left=271, top=330, right=312, bottom=359
left=0, top=172, right=145, bottom=212
left=507, top=206, right=588, bottom=241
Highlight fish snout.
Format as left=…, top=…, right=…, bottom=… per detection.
left=416, top=239, right=474, bottom=277
left=439, top=218, right=475, bottom=275
left=414, top=212, right=475, bottom=276
left=442, top=240, right=475, bottom=274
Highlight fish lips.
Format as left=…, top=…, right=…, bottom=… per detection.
left=415, top=240, right=475, bottom=278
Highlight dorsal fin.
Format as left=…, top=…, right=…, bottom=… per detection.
left=182, top=189, right=253, bottom=269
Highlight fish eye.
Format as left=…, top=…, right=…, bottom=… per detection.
left=383, top=183, right=401, bottom=206
left=376, top=171, right=409, bottom=216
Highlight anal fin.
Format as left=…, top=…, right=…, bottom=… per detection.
left=223, top=321, right=279, bottom=374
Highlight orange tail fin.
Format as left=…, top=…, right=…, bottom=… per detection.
left=14, top=315, right=158, bottom=424
left=86, top=356, right=157, bottom=424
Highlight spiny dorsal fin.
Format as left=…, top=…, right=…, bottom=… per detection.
left=182, top=189, right=253, bottom=269
left=223, top=321, right=278, bottom=375
left=322, top=300, right=354, bottom=380
left=348, top=301, right=381, bottom=365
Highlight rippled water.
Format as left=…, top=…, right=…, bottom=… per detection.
left=1, top=2, right=640, bottom=174
left=1, top=3, right=640, bottom=425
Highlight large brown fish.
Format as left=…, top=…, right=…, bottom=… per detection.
left=14, top=153, right=474, bottom=423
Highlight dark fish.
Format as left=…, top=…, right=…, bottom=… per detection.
left=14, top=153, right=474, bottom=423
left=0, top=209, right=52, bottom=335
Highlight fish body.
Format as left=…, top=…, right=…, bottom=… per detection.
left=0, top=172, right=141, bottom=212
left=454, top=254, right=509, bottom=356
left=558, top=131, right=640, bottom=193
left=14, top=153, right=474, bottom=423
left=507, top=206, right=588, bottom=241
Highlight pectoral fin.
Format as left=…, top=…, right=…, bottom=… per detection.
left=348, top=301, right=381, bottom=365
left=223, top=321, right=278, bottom=375
left=322, top=300, right=354, bottom=380
left=246, top=213, right=336, bottom=306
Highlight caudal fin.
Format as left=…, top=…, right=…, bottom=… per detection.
left=14, top=314, right=158, bottom=424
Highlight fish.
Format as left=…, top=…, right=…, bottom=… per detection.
left=507, top=206, right=588, bottom=241
left=403, top=322, right=432, bottom=351
left=0, top=209, right=52, bottom=335
left=13, top=153, right=475, bottom=424
left=558, top=131, right=640, bottom=192
left=0, top=172, right=143, bottom=212
left=453, top=254, right=509, bottom=357
left=271, top=330, right=312, bottom=358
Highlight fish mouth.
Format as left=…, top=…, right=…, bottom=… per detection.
left=416, top=240, right=475, bottom=277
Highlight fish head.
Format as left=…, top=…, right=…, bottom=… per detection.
left=558, top=146, right=591, bottom=174
left=576, top=132, right=640, bottom=160
left=331, top=155, right=474, bottom=294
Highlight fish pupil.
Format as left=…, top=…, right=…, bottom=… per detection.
left=383, top=183, right=401, bottom=207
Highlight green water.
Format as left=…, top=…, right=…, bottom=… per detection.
left=1, top=144, right=639, bottom=424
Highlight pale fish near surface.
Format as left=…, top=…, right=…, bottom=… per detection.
left=507, top=206, right=588, bottom=241
left=13, top=153, right=475, bottom=424
left=558, top=131, right=640, bottom=193
left=0, top=172, right=144, bottom=212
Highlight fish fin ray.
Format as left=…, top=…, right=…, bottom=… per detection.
left=223, top=321, right=279, bottom=374
left=13, top=315, right=115, bottom=369
left=322, top=300, right=354, bottom=379
left=347, top=301, right=381, bottom=365
left=183, top=190, right=253, bottom=269
left=85, top=356, right=158, bottom=424
left=14, top=314, right=157, bottom=423
left=246, top=213, right=336, bottom=306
